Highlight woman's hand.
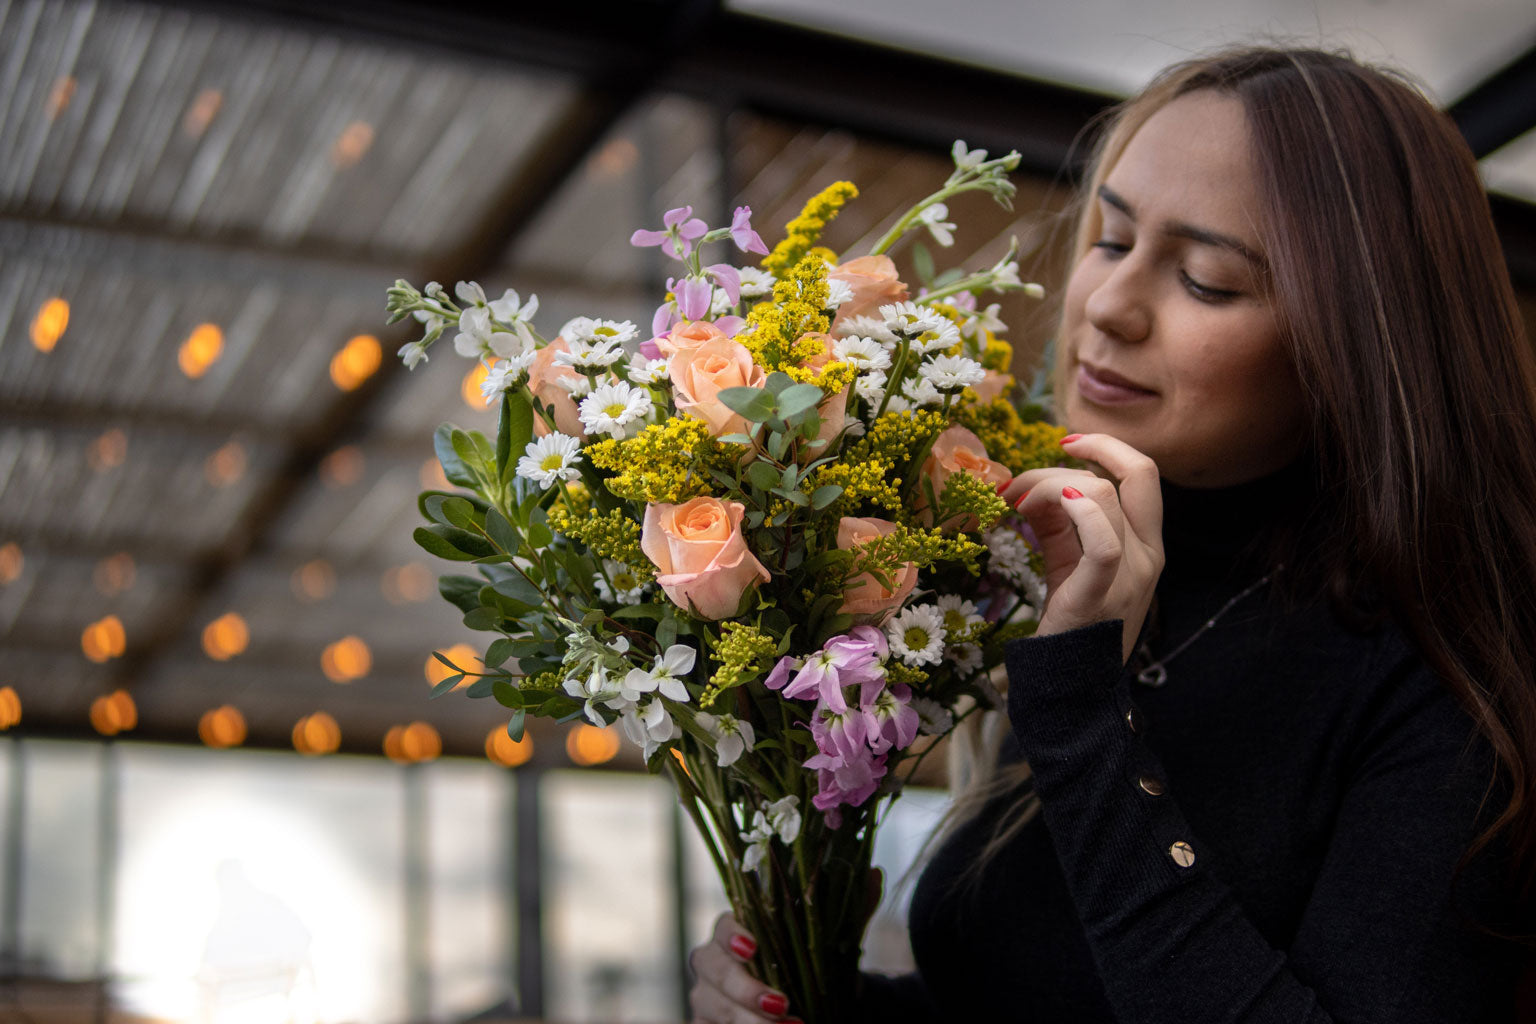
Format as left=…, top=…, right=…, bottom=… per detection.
left=999, top=433, right=1164, bottom=662
left=687, top=913, right=796, bottom=1024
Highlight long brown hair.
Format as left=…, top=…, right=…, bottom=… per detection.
left=945, top=46, right=1536, bottom=903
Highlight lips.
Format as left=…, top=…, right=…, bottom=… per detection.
left=1074, top=361, right=1157, bottom=406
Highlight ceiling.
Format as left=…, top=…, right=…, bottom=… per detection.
left=1, top=0, right=1533, bottom=765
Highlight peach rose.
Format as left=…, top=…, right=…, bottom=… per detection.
left=970, top=370, right=1014, bottom=404
left=670, top=338, right=768, bottom=437
left=655, top=319, right=728, bottom=359
left=528, top=338, right=586, bottom=438
left=830, top=255, right=908, bottom=329
left=837, top=517, right=917, bottom=622
left=642, top=497, right=770, bottom=620
left=813, top=386, right=848, bottom=449
left=920, top=425, right=1013, bottom=530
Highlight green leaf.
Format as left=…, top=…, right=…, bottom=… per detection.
left=716, top=386, right=777, bottom=422
left=527, top=521, right=554, bottom=548
left=811, top=484, right=843, bottom=509
left=450, top=429, right=483, bottom=480
left=779, top=463, right=799, bottom=491
left=913, top=241, right=935, bottom=285
left=463, top=606, right=503, bottom=631
left=438, top=574, right=484, bottom=613
left=439, top=496, right=482, bottom=532
left=493, top=680, right=524, bottom=708
left=717, top=433, right=754, bottom=445
left=776, top=383, right=824, bottom=419
left=485, top=507, right=519, bottom=555
left=764, top=371, right=796, bottom=396
left=612, top=604, right=665, bottom=621
left=507, top=710, right=527, bottom=743
left=780, top=488, right=809, bottom=507
left=429, top=673, right=465, bottom=698
left=414, top=526, right=482, bottom=561
left=499, top=392, right=533, bottom=481
left=746, top=461, right=780, bottom=491
left=485, top=638, right=517, bottom=668
left=434, top=425, right=477, bottom=487
left=658, top=612, right=677, bottom=650
left=469, top=430, right=496, bottom=466
left=465, top=677, right=498, bottom=699
left=746, top=510, right=765, bottom=528
left=492, top=573, right=544, bottom=606
left=768, top=430, right=791, bottom=461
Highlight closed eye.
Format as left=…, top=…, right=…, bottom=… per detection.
left=1179, top=270, right=1240, bottom=303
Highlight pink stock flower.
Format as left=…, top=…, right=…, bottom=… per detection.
left=811, top=703, right=868, bottom=763
left=631, top=206, right=708, bottom=259
left=778, top=627, right=886, bottom=712
left=805, top=747, right=887, bottom=823
left=671, top=277, right=714, bottom=321
left=707, top=264, right=740, bottom=305
left=730, top=206, right=769, bottom=255
left=865, top=683, right=920, bottom=754
left=764, top=655, right=801, bottom=692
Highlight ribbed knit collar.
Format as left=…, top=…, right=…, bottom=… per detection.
left=1156, top=459, right=1312, bottom=590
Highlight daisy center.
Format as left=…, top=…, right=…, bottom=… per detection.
left=943, top=611, right=966, bottom=633
left=540, top=454, right=566, bottom=471
left=604, top=402, right=628, bottom=418
left=903, top=627, right=931, bottom=650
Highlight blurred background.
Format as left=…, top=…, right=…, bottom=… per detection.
left=0, top=1, right=1533, bottom=1021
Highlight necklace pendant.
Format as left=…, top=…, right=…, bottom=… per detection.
left=1136, top=663, right=1168, bottom=688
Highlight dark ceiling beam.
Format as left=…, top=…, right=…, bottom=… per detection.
left=1447, top=42, right=1536, bottom=158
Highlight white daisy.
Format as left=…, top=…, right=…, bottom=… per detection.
left=555, top=374, right=594, bottom=398
left=854, top=370, right=887, bottom=406
left=935, top=594, right=986, bottom=640
left=908, top=318, right=963, bottom=355
left=948, top=642, right=983, bottom=677
left=832, top=335, right=893, bottom=372
left=627, top=356, right=669, bottom=385
left=516, top=433, right=583, bottom=488
left=736, top=267, right=775, bottom=298
left=885, top=604, right=947, bottom=666
left=910, top=695, right=954, bottom=735
left=985, top=527, right=1048, bottom=611
left=901, top=376, right=945, bottom=408
left=592, top=559, right=648, bottom=605
left=480, top=351, right=537, bottom=401
left=834, top=314, right=898, bottom=344
left=579, top=380, right=653, bottom=438
left=695, top=711, right=756, bottom=767
left=709, top=288, right=735, bottom=318
left=558, top=315, right=595, bottom=340
left=553, top=336, right=624, bottom=371
left=826, top=277, right=855, bottom=309
left=878, top=301, right=948, bottom=339
left=919, top=354, right=986, bottom=393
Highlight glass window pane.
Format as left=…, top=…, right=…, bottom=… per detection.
left=866, top=787, right=951, bottom=975
left=544, top=770, right=677, bottom=1021
left=20, top=739, right=102, bottom=979
left=426, top=759, right=513, bottom=1020
left=113, top=745, right=405, bottom=1024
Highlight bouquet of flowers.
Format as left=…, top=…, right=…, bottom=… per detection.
left=386, top=141, right=1065, bottom=1020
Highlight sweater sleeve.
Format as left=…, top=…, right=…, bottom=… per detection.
left=1003, top=621, right=1516, bottom=1024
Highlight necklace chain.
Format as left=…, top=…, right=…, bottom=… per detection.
left=1134, top=565, right=1283, bottom=687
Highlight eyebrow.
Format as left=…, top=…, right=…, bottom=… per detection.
left=1098, top=185, right=1267, bottom=269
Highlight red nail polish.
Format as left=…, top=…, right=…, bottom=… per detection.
left=1060, top=433, right=1083, bottom=444
left=760, top=992, right=789, bottom=1015
left=729, top=934, right=756, bottom=959
left=994, top=480, right=1010, bottom=495
left=1062, top=486, right=1084, bottom=500
left=1014, top=489, right=1030, bottom=510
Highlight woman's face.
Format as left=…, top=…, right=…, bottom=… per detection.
left=1060, top=90, right=1307, bottom=487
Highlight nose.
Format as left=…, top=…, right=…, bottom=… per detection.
left=1083, top=254, right=1152, bottom=343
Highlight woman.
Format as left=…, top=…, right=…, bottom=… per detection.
left=689, top=46, right=1536, bottom=1022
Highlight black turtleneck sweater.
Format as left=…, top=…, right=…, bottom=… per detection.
left=858, top=468, right=1524, bottom=1022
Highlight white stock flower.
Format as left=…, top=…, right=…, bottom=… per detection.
left=736, top=267, right=775, bottom=298
left=627, top=356, right=669, bottom=385
left=919, top=354, right=986, bottom=393
left=579, top=381, right=653, bottom=438
left=516, top=433, right=582, bottom=488
left=917, top=202, right=957, bottom=247
left=739, top=796, right=801, bottom=872
left=563, top=663, right=624, bottom=726
left=453, top=306, right=495, bottom=358
left=936, top=594, right=986, bottom=639
left=398, top=340, right=428, bottom=369
left=695, top=711, right=756, bottom=767
left=765, top=795, right=801, bottom=843
left=974, top=303, right=1007, bottom=334
left=951, top=140, right=988, bottom=170
left=948, top=642, right=983, bottom=677
left=620, top=644, right=695, bottom=703
left=886, top=604, right=946, bottom=666
left=455, top=281, right=488, bottom=306
left=992, top=260, right=1022, bottom=289
left=740, top=813, right=774, bottom=872
left=832, top=336, right=892, bottom=372
left=489, top=288, right=539, bottom=324
left=826, top=278, right=855, bottom=309
left=910, top=695, right=954, bottom=735
left=620, top=698, right=676, bottom=761
left=593, top=560, right=647, bottom=605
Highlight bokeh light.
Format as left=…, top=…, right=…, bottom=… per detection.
left=91, top=689, right=138, bottom=736
left=461, top=363, right=490, bottom=410
left=321, top=636, right=371, bottom=683
left=177, top=323, right=224, bottom=379
left=381, top=562, right=434, bottom=604
left=30, top=298, right=68, bottom=352
left=419, top=457, right=450, bottom=490
left=82, top=615, right=127, bottom=663
left=87, top=428, right=128, bottom=472
left=204, top=439, right=247, bottom=487
left=0, top=543, right=24, bottom=584
left=201, top=612, right=250, bottom=661
left=329, top=334, right=382, bottom=391
left=197, top=705, right=247, bottom=748
left=384, top=722, right=441, bottom=764
left=291, top=559, right=336, bottom=602
left=424, top=644, right=481, bottom=690
left=46, top=76, right=76, bottom=120
left=566, top=724, right=619, bottom=766
left=293, top=711, right=341, bottom=755
left=93, top=553, right=136, bottom=596
left=330, top=121, right=374, bottom=168
left=319, top=445, right=365, bottom=487
left=182, top=87, right=222, bottom=137
left=486, top=724, right=533, bottom=767
left=0, top=687, right=20, bottom=730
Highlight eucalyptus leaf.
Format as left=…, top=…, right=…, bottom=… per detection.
left=463, top=606, right=503, bottom=632
left=764, top=371, right=796, bottom=396
left=811, top=484, right=843, bottom=509
left=465, top=677, right=498, bottom=699
left=491, top=573, right=544, bottom=606
left=658, top=613, right=677, bottom=650
left=485, top=637, right=517, bottom=668
left=527, top=521, right=554, bottom=549
left=776, top=383, right=824, bottom=419
left=717, top=386, right=776, bottom=422
left=746, top=461, right=779, bottom=491
left=450, top=429, right=484, bottom=480
left=493, top=680, right=525, bottom=709
left=438, top=575, right=485, bottom=614
left=507, top=710, right=527, bottom=743
left=413, top=526, right=481, bottom=561
left=439, top=496, right=482, bottom=532
left=717, top=433, right=754, bottom=445
left=429, top=673, right=465, bottom=698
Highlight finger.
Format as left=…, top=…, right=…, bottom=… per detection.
left=1049, top=486, right=1124, bottom=610
left=1002, top=466, right=1099, bottom=507
left=1058, top=433, right=1162, bottom=548
left=1019, top=473, right=1125, bottom=547
left=690, top=940, right=789, bottom=1019
left=711, top=913, right=757, bottom=961
left=689, top=974, right=779, bottom=1024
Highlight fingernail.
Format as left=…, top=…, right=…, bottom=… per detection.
left=1062, top=486, right=1084, bottom=499
left=994, top=480, right=1010, bottom=495
left=1014, top=489, right=1030, bottom=510
left=1060, top=433, right=1083, bottom=444
left=729, top=935, right=756, bottom=959
left=759, top=992, right=789, bottom=1015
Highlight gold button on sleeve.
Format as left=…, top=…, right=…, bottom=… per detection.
left=1138, top=776, right=1166, bottom=796
left=1125, top=707, right=1142, bottom=733
left=1169, top=841, right=1196, bottom=867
